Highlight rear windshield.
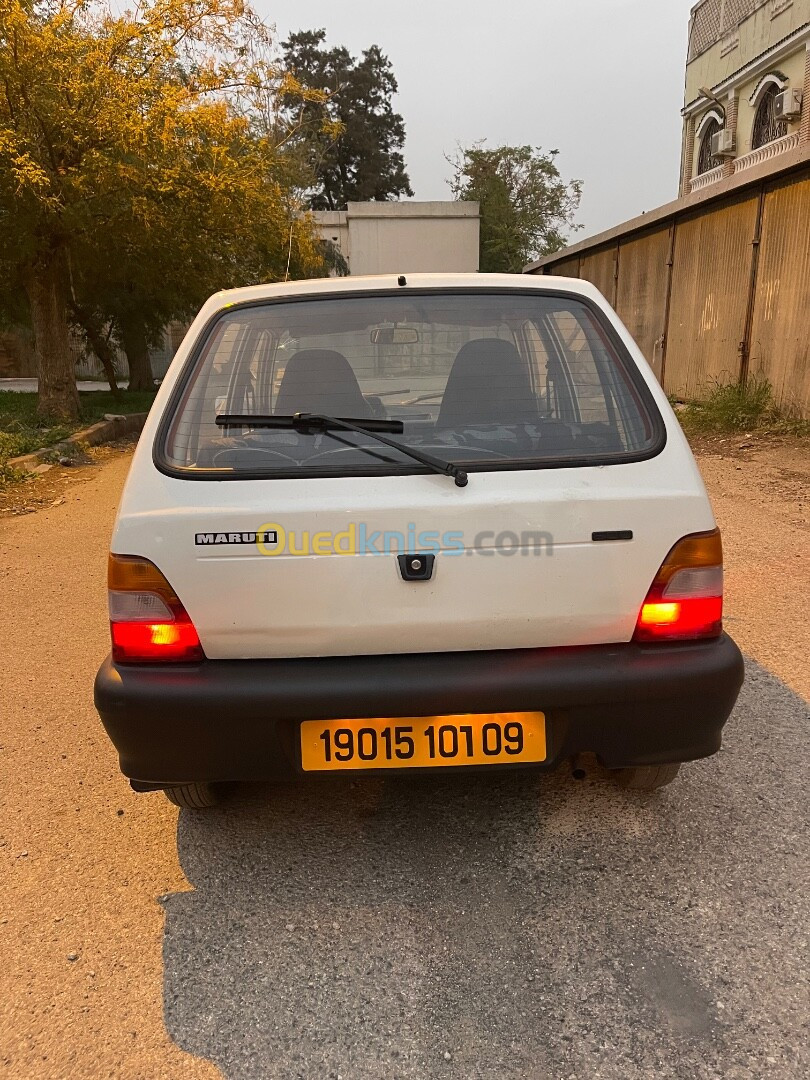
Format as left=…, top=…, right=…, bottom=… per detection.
left=160, top=291, right=662, bottom=478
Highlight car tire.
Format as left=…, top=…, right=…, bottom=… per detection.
left=614, top=763, right=682, bottom=790
left=163, top=782, right=219, bottom=809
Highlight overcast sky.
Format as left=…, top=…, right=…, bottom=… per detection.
left=257, top=1, right=697, bottom=241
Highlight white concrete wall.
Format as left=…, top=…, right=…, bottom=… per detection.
left=313, top=210, right=350, bottom=270
left=346, top=202, right=479, bottom=275
left=312, top=202, right=480, bottom=276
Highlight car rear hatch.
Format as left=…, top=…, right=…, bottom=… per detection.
left=113, top=461, right=714, bottom=659
left=112, top=282, right=715, bottom=660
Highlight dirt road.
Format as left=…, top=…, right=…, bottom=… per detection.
left=697, top=439, right=809, bottom=699
left=1, top=451, right=218, bottom=1079
left=1, top=439, right=807, bottom=1078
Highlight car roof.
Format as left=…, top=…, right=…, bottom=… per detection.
left=201, top=273, right=605, bottom=319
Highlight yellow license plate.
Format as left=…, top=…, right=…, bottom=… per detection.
left=300, top=713, right=546, bottom=772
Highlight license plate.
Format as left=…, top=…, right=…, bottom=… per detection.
left=300, top=713, right=546, bottom=772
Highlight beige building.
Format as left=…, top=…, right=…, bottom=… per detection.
left=681, top=0, right=810, bottom=194
left=524, top=0, right=810, bottom=417
left=312, top=201, right=480, bottom=276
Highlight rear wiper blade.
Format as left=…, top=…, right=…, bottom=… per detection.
left=217, top=413, right=402, bottom=433
left=216, top=412, right=469, bottom=488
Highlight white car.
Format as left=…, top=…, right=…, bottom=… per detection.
left=95, top=273, right=744, bottom=808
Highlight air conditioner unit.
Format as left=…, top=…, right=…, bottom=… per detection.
left=710, top=129, right=736, bottom=157
left=774, top=88, right=803, bottom=121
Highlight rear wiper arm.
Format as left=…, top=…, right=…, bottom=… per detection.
left=216, top=412, right=469, bottom=488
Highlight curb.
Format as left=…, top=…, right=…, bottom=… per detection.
left=8, top=412, right=149, bottom=474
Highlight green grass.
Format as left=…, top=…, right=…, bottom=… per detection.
left=0, top=390, right=155, bottom=469
left=675, top=376, right=810, bottom=438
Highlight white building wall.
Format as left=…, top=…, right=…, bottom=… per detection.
left=312, top=201, right=480, bottom=276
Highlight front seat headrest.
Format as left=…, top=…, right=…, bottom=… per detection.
left=275, top=349, right=372, bottom=418
left=437, top=339, right=536, bottom=429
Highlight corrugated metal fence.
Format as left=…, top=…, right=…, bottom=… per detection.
left=529, top=163, right=810, bottom=416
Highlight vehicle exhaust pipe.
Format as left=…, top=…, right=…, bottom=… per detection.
left=571, top=753, right=589, bottom=781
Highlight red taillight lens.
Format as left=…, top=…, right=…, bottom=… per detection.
left=108, top=554, right=204, bottom=663
left=637, top=596, right=723, bottom=639
left=634, top=530, right=724, bottom=642
left=110, top=618, right=202, bottom=661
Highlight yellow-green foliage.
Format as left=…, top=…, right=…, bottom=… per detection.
left=0, top=0, right=328, bottom=282
left=0, top=1, right=331, bottom=417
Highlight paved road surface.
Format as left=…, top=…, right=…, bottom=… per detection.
left=1, top=447, right=808, bottom=1079
left=0, top=378, right=128, bottom=393
left=164, top=665, right=808, bottom=1080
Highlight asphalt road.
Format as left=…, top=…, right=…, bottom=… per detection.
left=0, top=378, right=128, bottom=392
left=2, top=446, right=808, bottom=1079
left=164, top=662, right=809, bottom=1080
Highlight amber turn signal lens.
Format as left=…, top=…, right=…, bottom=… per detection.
left=108, top=553, right=181, bottom=604
left=650, top=529, right=722, bottom=589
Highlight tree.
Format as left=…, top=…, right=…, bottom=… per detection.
left=449, top=144, right=582, bottom=273
left=281, top=29, right=413, bottom=210
left=69, top=91, right=324, bottom=390
left=0, top=0, right=326, bottom=417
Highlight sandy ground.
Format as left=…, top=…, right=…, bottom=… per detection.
left=695, top=436, right=809, bottom=701
left=0, top=436, right=807, bottom=1078
left=1, top=448, right=219, bottom=1080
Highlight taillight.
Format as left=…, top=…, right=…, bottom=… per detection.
left=108, top=554, right=204, bottom=662
left=634, top=529, right=724, bottom=642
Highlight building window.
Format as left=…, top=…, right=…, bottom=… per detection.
left=770, top=0, right=793, bottom=18
left=697, top=118, right=724, bottom=174
left=752, top=84, right=788, bottom=149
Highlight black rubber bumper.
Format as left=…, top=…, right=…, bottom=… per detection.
left=94, top=635, right=744, bottom=785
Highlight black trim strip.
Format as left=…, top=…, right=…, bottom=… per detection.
left=592, top=530, right=634, bottom=542
left=152, top=287, right=668, bottom=482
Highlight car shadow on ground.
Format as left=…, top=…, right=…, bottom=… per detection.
left=161, top=663, right=809, bottom=1080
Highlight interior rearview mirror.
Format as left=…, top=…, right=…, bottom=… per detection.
left=371, top=327, right=419, bottom=345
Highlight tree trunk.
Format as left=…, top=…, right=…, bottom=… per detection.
left=85, top=323, right=119, bottom=393
left=23, top=256, right=80, bottom=421
left=71, top=307, right=119, bottom=393
left=119, top=317, right=154, bottom=392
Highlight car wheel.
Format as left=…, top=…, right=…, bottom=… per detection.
left=614, top=763, right=682, bottom=790
left=163, top=782, right=219, bottom=809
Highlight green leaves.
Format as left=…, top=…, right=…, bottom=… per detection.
left=449, top=143, right=583, bottom=273
left=281, top=29, right=413, bottom=211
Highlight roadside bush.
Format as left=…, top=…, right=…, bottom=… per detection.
left=0, top=389, right=155, bottom=473
left=0, top=427, right=70, bottom=464
left=677, top=376, right=809, bottom=437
